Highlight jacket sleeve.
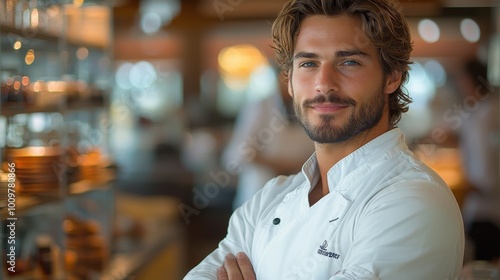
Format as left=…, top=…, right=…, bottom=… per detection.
left=183, top=187, right=263, bottom=279
left=330, top=181, right=464, bottom=280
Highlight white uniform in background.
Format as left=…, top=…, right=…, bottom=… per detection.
left=222, top=92, right=314, bottom=209
left=185, top=129, right=464, bottom=280
left=460, top=94, right=500, bottom=230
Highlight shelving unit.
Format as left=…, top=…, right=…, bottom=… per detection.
left=1, top=1, right=115, bottom=279
left=0, top=169, right=115, bottom=220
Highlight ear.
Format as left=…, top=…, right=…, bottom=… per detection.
left=384, top=70, right=402, bottom=94
left=288, top=76, right=293, bottom=98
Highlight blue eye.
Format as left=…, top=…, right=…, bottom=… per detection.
left=300, top=61, right=317, bottom=68
left=342, top=60, right=360, bottom=66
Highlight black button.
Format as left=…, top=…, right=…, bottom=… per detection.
left=273, top=218, right=280, bottom=225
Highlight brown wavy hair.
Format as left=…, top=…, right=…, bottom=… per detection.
left=271, top=0, right=413, bottom=125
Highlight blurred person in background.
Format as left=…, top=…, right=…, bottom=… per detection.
left=185, top=0, right=464, bottom=279
left=222, top=68, right=314, bottom=209
left=457, top=58, right=500, bottom=263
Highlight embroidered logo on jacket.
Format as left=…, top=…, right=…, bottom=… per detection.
left=317, top=240, right=340, bottom=259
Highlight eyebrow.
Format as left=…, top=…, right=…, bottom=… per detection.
left=293, top=49, right=369, bottom=60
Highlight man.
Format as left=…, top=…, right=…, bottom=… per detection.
left=185, top=0, right=465, bottom=279
left=456, top=59, right=500, bottom=262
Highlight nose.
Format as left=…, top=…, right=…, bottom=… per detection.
left=315, top=64, right=339, bottom=95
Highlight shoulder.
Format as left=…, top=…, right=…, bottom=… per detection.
left=373, top=152, right=457, bottom=210
left=357, top=149, right=461, bottom=226
left=360, top=160, right=462, bottom=235
left=378, top=147, right=450, bottom=192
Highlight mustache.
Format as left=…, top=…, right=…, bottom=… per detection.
left=302, top=94, right=356, bottom=107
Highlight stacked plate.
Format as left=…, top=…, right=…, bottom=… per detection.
left=0, top=172, right=8, bottom=208
left=78, top=149, right=103, bottom=181
left=6, top=147, right=64, bottom=196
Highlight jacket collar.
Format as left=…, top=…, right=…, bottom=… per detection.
left=301, top=128, right=408, bottom=193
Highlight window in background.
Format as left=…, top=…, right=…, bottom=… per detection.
left=110, top=59, right=184, bottom=175
left=400, top=60, right=445, bottom=141
left=113, top=59, right=183, bottom=122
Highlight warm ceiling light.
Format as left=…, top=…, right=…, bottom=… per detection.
left=218, top=44, right=265, bottom=77
left=218, top=44, right=266, bottom=90
left=31, top=8, right=39, bottom=28
left=33, top=81, right=44, bottom=92
left=13, top=40, right=22, bottom=50
left=13, top=81, right=21, bottom=91
left=21, top=76, right=30, bottom=87
left=25, top=49, right=35, bottom=65
left=73, top=0, right=84, bottom=7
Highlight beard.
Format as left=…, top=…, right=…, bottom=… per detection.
left=291, top=81, right=386, bottom=144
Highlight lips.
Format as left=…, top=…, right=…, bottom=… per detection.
left=311, top=103, right=349, bottom=113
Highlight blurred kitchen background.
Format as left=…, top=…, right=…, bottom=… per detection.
left=1, top=0, right=499, bottom=279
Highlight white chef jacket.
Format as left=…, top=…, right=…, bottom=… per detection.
left=185, top=128, right=465, bottom=280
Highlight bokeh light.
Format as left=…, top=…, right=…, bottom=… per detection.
left=424, top=60, right=447, bottom=87
left=418, top=19, right=440, bottom=43
left=218, top=44, right=266, bottom=90
left=460, top=18, right=481, bottom=43
left=25, top=49, right=35, bottom=65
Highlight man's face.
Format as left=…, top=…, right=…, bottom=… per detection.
left=289, top=15, right=399, bottom=143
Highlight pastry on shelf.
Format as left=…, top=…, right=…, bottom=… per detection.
left=63, top=215, right=109, bottom=276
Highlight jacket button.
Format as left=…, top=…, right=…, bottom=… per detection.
left=273, top=218, right=280, bottom=225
